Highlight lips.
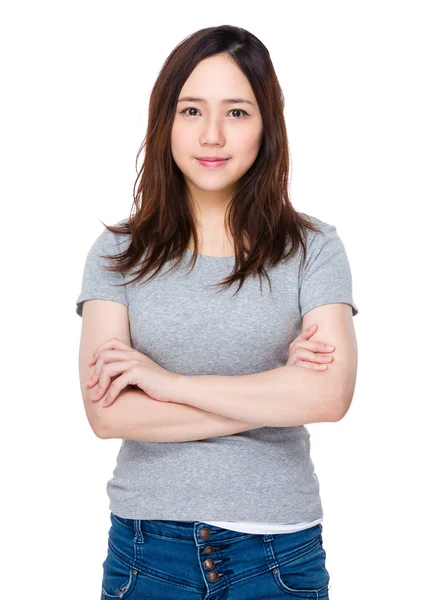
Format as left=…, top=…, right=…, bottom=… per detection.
left=196, top=157, right=230, bottom=168
left=196, top=157, right=229, bottom=161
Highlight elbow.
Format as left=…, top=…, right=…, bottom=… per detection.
left=81, top=388, right=110, bottom=439
left=95, top=410, right=113, bottom=438
left=87, top=407, right=110, bottom=440
left=326, top=388, right=354, bottom=422
left=83, top=417, right=109, bottom=439
left=325, top=354, right=358, bottom=422
left=95, top=421, right=109, bottom=439
left=326, top=405, right=342, bottom=423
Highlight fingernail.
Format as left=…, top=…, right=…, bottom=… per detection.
left=326, top=345, right=335, bottom=350
left=85, top=379, right=91, bottom=387
left=91, top=392, right=98, bottom=400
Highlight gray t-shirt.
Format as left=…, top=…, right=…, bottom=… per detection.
left=76, top=213, right=358, bottom=522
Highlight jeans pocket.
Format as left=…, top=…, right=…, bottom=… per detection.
left=101, top=513, right=140, bottom=599
left=271, top=534, right=330, bottom=598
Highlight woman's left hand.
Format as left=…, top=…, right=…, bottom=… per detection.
left=86, top=337, right=181, bottom=406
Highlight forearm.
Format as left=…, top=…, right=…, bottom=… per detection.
left=99, top=387, right=259, bottom=442
left=172, top=365, right=335, bottom=427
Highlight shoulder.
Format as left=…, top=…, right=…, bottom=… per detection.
left=298, top=211, right=337, bottom=236
left=91, top=218, right=131, bottom=253
left=297, top=211, right=339, bottom=252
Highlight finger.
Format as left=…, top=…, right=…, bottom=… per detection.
left=89, top=340, right=132, bottom=365
left=296, top=360, right=328, bottom=371
left=292, top=324, right=318, bottom=345
left=90, top=375, right=110, bottom=402
left=102, top=369, right=135, bottom=407
left=294, top=348, right=334, bottom=364
left=86, top=350, right=137, bottom=388
left=91, top=360, right=135, bottom=402
left=89, top=338, right=134, bottom=365
left=294, top=340, right=335, bottom=354
left=302, top=324, right=318, bottom=339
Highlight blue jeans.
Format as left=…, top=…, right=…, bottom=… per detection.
left=101, top=512, right=331, bottom=599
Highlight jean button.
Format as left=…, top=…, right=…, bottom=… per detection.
left=199, top=527, right=211, bottom=540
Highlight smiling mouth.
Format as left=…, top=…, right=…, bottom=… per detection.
left=196, top=157, right=230, bottom=161
left=196, top=157, right=230, bottom=167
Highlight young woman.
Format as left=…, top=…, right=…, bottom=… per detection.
left=77, top=24, right=358, bottom=600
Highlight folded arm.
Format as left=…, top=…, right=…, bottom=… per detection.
left=171, top=365, right=332, bottom=427
left=99, top=363, right=331, bottom=440
left=99, top=387, right=260, bottom=441
left=169, top=303, right=358, bottom=427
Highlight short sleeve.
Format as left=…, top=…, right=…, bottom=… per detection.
left=299, top=220, right=359, bottom=318
left=76, top=226, right=129, bottom=317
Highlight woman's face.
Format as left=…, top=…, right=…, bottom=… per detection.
left=171, top=53, right=264, bottom=200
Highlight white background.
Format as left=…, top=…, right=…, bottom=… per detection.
left=2, top=1, right=420, bottom=598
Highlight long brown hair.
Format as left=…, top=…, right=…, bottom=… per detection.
left=100, top=24, right=322, bottom=296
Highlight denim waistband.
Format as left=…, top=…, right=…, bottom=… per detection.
left=111, top=513, right=322, bottom=545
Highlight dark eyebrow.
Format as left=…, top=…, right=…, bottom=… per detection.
left=177, top=96, right=255, bottom=107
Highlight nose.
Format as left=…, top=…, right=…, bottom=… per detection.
left=199, top=115, right=226, bottom=147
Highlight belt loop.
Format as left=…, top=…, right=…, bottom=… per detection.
left=263, top=533, right=273, bottom=543
left=134, top=519, right=144, bottom=544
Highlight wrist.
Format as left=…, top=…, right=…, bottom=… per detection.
left=171, top=373, right=189, bottom=404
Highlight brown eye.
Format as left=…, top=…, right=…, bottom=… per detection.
left=179, top=107, right=249, bottom=118
left=180, top=107, right=200, bottom=116
left=229, top=109, right=248, bottom=118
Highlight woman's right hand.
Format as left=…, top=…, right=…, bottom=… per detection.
left=286, top=323, right=335, bottom=371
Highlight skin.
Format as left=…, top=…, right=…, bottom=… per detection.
left=170, top=52, right=264, bottom=255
